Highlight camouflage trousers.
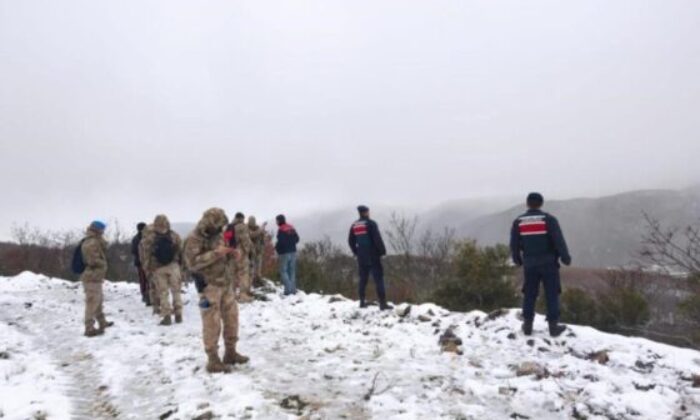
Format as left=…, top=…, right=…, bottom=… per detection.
left=250, top=252, right=263, bottom=281
left=154, top=263, right=183, bottom=317
left=200, top=284, right=239, bottom=356
left=149, top=274, right=160, bottom=311
left=235, top=256, right=252, bottom=296
left=82, top=280, right=106, bottom=330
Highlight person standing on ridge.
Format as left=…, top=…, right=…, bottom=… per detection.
left=275, top=214, right=299, bottom=296
left=348, top=205, right=392, bottom=310
left=77, top=220, right=114, bottom=337
left=131, top=222, right=150, bottom=306
left=248, top=216, right=268, bottom=285
left=510, top=192, right=571, bottom=338
left=141, top=214, right=184, bottom=326
left=234, top=212, right=254, bottom=302
left=184, top=208, right=249, bottom=374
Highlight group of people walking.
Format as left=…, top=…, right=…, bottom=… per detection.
left=73, top=193, right=572, bottom=373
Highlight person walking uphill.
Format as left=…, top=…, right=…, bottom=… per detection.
left=131, top=222, right=150, bottom=306
left=348, top=205, right=392, bottom=310
left=141, top=215, right=184, bottom=326
left=76, top=220, right=113, bottom=337
left=184, top=208, right=249, bottom=374
left=510, top=193, right=571, bottom=337
left=275, top=214, right=299, bottom=296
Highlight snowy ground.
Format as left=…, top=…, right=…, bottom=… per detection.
left=1, top=272, right=699, bottom=420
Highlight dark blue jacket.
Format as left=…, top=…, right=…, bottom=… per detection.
left=348, top=217, right=387, bottom=264
left=510, top=209, right=571, bottom=267
left=131, top=232, right=143, bottom=267
left=275, top=223, right=299, bottom=255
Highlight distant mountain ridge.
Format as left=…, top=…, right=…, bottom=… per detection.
left=171, top=187, right=700, bottom=268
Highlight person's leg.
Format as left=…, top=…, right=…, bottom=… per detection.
left=155, top=267, right=172, bottom=320
left=541, top=265, right=560, bottom=322
left=95, top=281, right=110, bottom=330
left=138, top=267, right=149, bottom=304
left=149, top=274, right=160, bottom=314
left=279, top=253, right=291, bottom=294
left=358, top=262, right=370, bottom=306
left=170, top=264, right=183, bottom=321
left=82, top=280, right=99, bottom=334
left=371, top=261, right=390, bottom=308
left=522, top=266, right=541, bottom=322
left=222, top=285, right=248, bottom=364
left=201, top=285, right=228, bottom=372
left=239, top=256, right=253, bottom=300
left=289, top=252, right=297, bottom=294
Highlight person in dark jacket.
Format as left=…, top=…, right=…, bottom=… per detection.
left=348, top=205, right=392, bottom=310
left=510, top=193, right=571, bottom=337
left=131, top=222, right=150, bottom=305
left=275, top=214, right=299, bottom=296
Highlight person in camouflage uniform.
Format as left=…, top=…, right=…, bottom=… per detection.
left=248, top=216, right=268, bottom=285
left=184, top=208, right=250, bottom=374
left=231, top=212, right=254, bottom=303
left=141, top=214, right=184, bottom=326
left=139, top=223, right=161, bottom=315
left=80, top=221, right=113, bottom=337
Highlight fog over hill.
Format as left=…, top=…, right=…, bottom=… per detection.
left=171, top=187, right=700, bottom=269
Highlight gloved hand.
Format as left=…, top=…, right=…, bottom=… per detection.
left=561, top=255, right=572, bottom=266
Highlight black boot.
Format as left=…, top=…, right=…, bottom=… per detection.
left=379, top=301, right=393, bottom=311
left=549, top=321, right=566, bottom=337
left=359, top=300, right=368, bottom=309
left=522, top=320, right=533, bottom=336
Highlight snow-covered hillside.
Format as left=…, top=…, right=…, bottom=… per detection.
left=1, top=273, right=699, bottom=420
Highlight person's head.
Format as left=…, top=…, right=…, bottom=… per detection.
left=235, top=212, right=245, bottom=223
left=276, top=214, right=286, bottom=226
left=137, top=222, right=146, bottom=232
left=153, top=214, right=171, bottom=234
left=89, top=220, right=107, bottom=234
left=248, top=215, right=257, bottom=228
left=357, top=205, right=370, bottom=218
left=200, top=208, right=229, bottom=237
left=526, top=192, right=544, bottom=209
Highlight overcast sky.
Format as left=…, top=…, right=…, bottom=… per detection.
left=1, top=0, right=699, bottom=239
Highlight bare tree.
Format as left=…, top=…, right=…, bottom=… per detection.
left=385, top=212, right=418, bottom=257
left=639, top=212, right=700, bottom=274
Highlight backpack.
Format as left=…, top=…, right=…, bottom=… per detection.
left=71, top=239, right=87, bottom=274
left=153, top=232, right=177, bottom=265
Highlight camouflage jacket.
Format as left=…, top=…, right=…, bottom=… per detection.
left=140, top=215, right=182, bottom=273
left=80, top=228, right=108, bottom=282
left=184, top=208, right=235, bottom=287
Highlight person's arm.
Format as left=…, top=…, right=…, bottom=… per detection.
left=292, top=228, right=300, bottom=245
left=548, top=216, right=571, bottom=266
left=185, top=236, right=226, bottom=273
left=348, top=225, right=357, bottom=255
left=510, top=220, right=523, bottom=266
left=370, top=221, right=387, bottom=257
